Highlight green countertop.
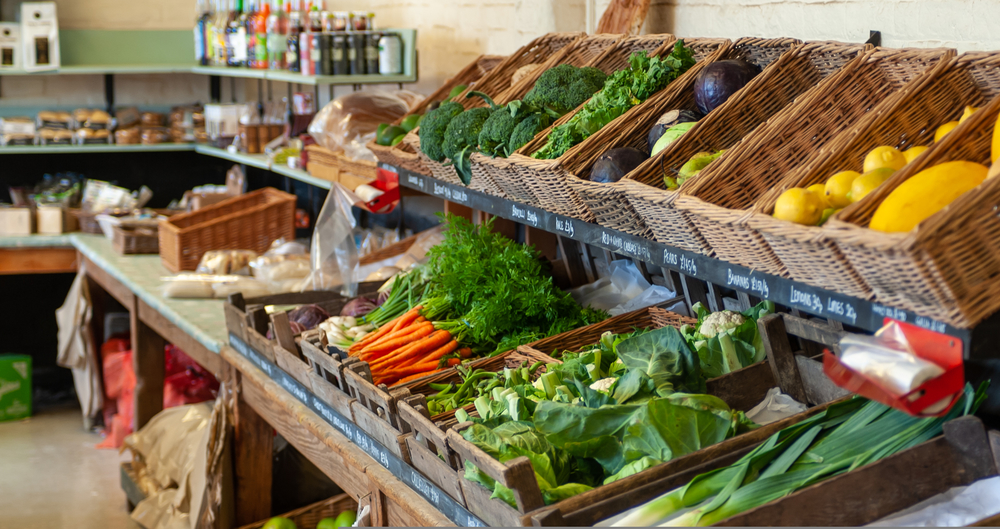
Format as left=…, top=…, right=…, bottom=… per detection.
left=71, top=233, right=228, bottom=353
left=0, top=234, right=74, bottom=248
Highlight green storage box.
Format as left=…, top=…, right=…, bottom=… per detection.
left=0, top=354, right=31, bottom=422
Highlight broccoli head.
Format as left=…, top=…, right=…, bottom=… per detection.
left=479, top=108, right=521, bottom=157
left=507, top=112, right=552, bottom=155
left=419, top=101, right=464, bottom=162
left=442, top=107, right=491, bottom=162
left=523, top=64, right=608, bottom=117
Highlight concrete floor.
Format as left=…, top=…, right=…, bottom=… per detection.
left=0, top=405, right=135, bottom=529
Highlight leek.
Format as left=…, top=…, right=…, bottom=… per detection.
left=612, top=383, right=986, bottom=527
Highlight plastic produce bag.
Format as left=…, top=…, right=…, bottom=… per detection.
left=301, top=183, right=359, bottom=296
left=867, top=476, right=1000, bottom=526
left=308, top=90, right=410, bottom=154
left=746, top=387, right=808, bottom=425
left=569, top=260, right=678, bottom=316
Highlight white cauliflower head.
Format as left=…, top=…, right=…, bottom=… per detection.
left=698, top=310, right=746, bottom=338
left=589, top=377, right=616, bottom=393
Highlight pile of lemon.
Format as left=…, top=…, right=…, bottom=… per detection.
left=773, top=106, right=980, bottom=227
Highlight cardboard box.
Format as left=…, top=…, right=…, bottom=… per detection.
left=0, top=355, right=31, bottom=422
left=0, top=206, right=33, bottom=235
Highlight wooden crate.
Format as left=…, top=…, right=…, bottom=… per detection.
left=223, top=283, right=381, bottom=375
left=298, top=331, right=359, bottom=421
left=446, top=310, right=851, bottom=526
left=343, top=364, right=412, bottom=462
left=236, top=493, right=357, bottom=529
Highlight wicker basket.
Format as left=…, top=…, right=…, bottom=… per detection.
left=359, top=231, right=418, bottom=266
left=416, top=32, right=586, bottom=187
left=612, top=40, right=866, bottom=245
left=671, top=47, right=953, bottom=276
left=747, top=53, right=1000, bottom=300
left=503, top=37, right=731, bottom=220
left=236, top=494, right=357, bottom=529
left=370, top=54, right=505, bottom=174
left=112, top=225, right=159, bottom=255
left=472, top=33, right=630, bottom=200
left=820, top=63, right=1000, bottom=327
left=158, top=187, right=296, bottom=272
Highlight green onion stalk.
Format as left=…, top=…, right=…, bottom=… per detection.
left=613, top=382, right=988, bottom=527
left=360, top=272, right=425, bottom=327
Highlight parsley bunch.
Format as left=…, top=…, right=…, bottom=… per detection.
left=533, top=42, right=697, bottom=160
left=422, top=214, right=605, bottom=354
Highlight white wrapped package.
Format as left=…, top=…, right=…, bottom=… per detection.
left=840, top=346, right=944, bottom=396
left=868, top=476, right=1000, bottom=526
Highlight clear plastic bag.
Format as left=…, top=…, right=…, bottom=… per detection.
left=301, top=183, right=359, bottom=296
left=307, top=90, right=411, bottom=153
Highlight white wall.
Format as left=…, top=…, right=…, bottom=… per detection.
left=4, top=0, right=1000, bottom=112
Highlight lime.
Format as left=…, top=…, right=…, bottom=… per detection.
left=262, top=517, right=297, bottom=529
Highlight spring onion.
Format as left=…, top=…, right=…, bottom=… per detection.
left=611, top=382, right=987, bottom=526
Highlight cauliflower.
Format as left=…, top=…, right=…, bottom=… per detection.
left=589, top=377, right=616, bottom=393
left=698, top=310, right=746, bottom=338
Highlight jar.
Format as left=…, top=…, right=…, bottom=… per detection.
left=378, top=32, right=403, bottom=75
left=365, top=32, right=380, bottom=75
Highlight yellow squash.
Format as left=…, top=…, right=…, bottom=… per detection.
left=993, top=110, right=1000, bottom=163
left=870, top=161, right=988, bottom=233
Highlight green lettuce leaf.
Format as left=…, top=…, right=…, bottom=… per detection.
left=616, top=326, right=705, bottom=395
left=622, top=397, right=734, bottom=464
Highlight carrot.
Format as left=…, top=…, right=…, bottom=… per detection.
left=446, top=357, right=462, bottom=366
left=358, top=322, right=434, bottom=359
left=394, top=339, right=459, bottom=369
left=350, top=306, right=423, bottom=352
left=358, top=319, right=431, bottom=356
left=458, top=347, right=473, bottom=358
left=376, top=358, right=445, bottom=384
left=371, top=333, right=453, bottom=372
left=390, top=369, right=445, bottom=386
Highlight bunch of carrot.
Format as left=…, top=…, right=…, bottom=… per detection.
left=348, top=305, right=472, bottom=386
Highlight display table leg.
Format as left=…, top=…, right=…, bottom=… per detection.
left=234, top=382, right=273, bottom=525
left=132, top=315, right=165, bottom=429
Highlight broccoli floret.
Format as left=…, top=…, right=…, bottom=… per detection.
left=442, top=107, right=491, bottom=161
left=479, top=107, right=522, bottom=157
left=523, top=64, right=608, bottom=117
left=507, top=112, right=552, bottom=155
left=419, top=101, right=464, bottom=162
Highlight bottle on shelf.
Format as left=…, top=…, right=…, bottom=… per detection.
left=195, top=0, right=212, bottom=65
left=267, top=0, right=288, bottom=70
left=242, top=0, right=255, bottom=68
left=308, top=1, right=323, bottom=33
left=226, top=0, right=246, bottom=67
left=253, top=0, right=269, bottom=69
left=286, top=2, right=303, bottom=72
left=212, top=0, right=228, bottom=66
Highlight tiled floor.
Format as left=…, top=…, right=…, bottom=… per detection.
left=0, top=405, right=135, bottom=529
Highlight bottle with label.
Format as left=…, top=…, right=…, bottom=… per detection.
left=365, top=31, right=379, bottom=74
left=194, top=0, right=211, bottom=65
left=286, top=8, right=302, bottom=72
left=212, top=0, right=228, bottom=66
left=378, top=32, right=402, bottom=75
left=253, top=0, right=269, bottom=68
left=308, top=4, right=323, bottom=33
left=242, top=0, right=255, bottom=67
left=267, top=0, right=288, bottom=70
left=226, top=0, right=245, bottom=67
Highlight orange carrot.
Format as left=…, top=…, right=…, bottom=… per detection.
left=350, top=306, right=423, bottom=352
left=358, top=319, right=430, bottom=355
left=390, top=369, right=445, bottom=386
left=446, top=357, right=462, bottom=366
left=458, top=347, right=473, bottom=358
left=371, top=333, right=453, bottom=372
left=394, top=339, right=459, bottom=369
left=359, top=322, right=434, bottom=359
left=377, top=358, right=445, bottom=384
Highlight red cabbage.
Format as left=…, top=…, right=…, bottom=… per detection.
left=341, top=297, right=377, bottom=317
left=288, top=304, right=330, bottom=330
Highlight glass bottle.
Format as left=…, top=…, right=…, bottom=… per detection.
left=253, top=0, right=269, bottom=69
left=267, top=0, right=288, bottom=70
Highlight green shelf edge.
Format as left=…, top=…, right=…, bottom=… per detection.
left=0, top=143, right=197, bottom=154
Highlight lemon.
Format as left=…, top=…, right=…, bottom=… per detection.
left=871, top=160, right=988, bottom=232
left=902, top=145, right=928, bottom=163
left=959, top=105, right=978, bottom=124
left=774, top=187, right=824, bottom=225
left=863, top=146, right=907, bottom=173
left=850, top=167, right=895, bottom=203
left=935, top=121, right=959, bottom=142
left=825, top=170, right=861, bottom=208
left=806, top=184, right=828, bottom=207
